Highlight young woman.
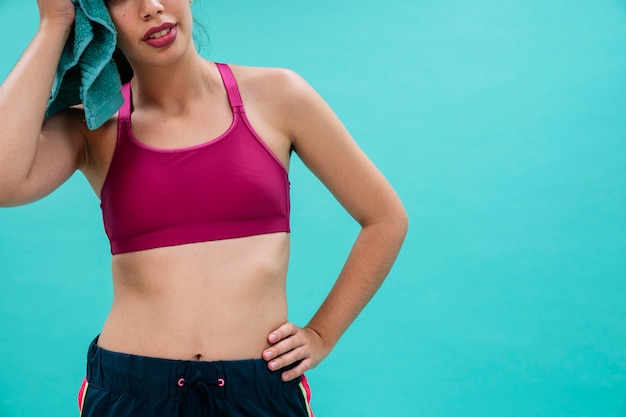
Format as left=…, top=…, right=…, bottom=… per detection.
left=0, top=0, right=408, bottom=415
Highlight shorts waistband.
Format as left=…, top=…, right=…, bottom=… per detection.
left=86, top=337, right=299, bottom=401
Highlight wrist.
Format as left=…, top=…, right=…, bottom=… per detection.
left=38, top=14, right=74, bottom=38
left=304, top=324, right=336, bottom=355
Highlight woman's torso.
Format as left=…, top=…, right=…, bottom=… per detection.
left=80, top=63, right=294, bottom=361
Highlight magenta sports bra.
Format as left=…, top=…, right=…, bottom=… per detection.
left=100, top=63, right=290, bottom=254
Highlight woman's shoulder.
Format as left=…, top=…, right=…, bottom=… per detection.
left=226, top=63, right=303, bottom=83
left=225, top=64, right=314, bottom=102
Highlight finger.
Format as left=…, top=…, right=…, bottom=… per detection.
left=263, top=332, right=303, bottom=361
left=267, top=322, right=298, bottom=344
left=281, top=359, right=312, bottom=382
left=267, top=346, right=307, bottom=372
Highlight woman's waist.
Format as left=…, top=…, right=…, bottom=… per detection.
left=102, top=238, right=290, bottom=360
left=98, top=290, right=288, bottom=361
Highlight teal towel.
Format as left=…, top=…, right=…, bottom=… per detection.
left=46, top=0, right=123, bottom=130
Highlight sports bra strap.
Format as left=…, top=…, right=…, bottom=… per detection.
left=215, top=63, right=244, bottom=111
left=119, top=83, right=132, bottom=122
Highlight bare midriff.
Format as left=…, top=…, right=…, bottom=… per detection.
left=97, top=232, right=290, bottom=361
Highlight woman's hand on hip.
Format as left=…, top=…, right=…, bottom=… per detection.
left=263, top=322, right=331, bottom=382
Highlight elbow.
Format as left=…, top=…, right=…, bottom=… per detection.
left=0, top=181, right=16, bottom=207
left=392, top=204, right=409, bottom=245
left=400, top=207, right=409, bottom=234
left=362, top=203, right=409, bottom=247
left=0, top=167, right=27, bottom=206
left=383, top=189, right=409, bottom=243
left=0, top=189, right=19, bottom=207
left=382, top=196, right=409, bottom=250
left=0, top=178, right=32, bottom=207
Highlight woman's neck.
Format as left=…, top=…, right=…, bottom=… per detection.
left=129, top=52, right=218, bottom=113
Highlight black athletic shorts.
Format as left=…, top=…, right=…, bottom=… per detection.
left=78, top=337, right=314, bottom=417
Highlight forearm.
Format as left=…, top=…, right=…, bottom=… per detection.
left=0, top=19, right=71, bottom=195
left=306, top=213, right=408, bottom=350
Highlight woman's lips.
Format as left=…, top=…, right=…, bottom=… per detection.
left=143, top=23, right=177, bottom=48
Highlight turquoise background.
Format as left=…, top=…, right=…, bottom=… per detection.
left=1, top=0, right=625, bottom=416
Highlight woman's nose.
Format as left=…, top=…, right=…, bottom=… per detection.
left=140, top=0, right=165, bottom=19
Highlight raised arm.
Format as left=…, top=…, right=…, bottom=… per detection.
left=0, top=0, right=87, bottom=207
left=262, top=69, right=409, bottom=381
